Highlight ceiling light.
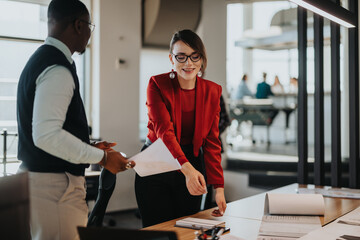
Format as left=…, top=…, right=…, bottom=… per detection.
left=289, top=0, right=356, bottom=28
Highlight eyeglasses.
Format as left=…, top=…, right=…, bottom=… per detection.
left=172, top=52, right=201, bottom=63
left=79, top=19, right=95, bottom=32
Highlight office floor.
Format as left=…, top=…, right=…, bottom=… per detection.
left=102, top=209, right=143, bottom=229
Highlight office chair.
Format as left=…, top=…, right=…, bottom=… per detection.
left=87, top=168, right=117, bottom=226
left=0, top=172, right=31, bottom=240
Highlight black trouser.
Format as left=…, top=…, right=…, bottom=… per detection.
left=135, top=144, right=204, bottom=227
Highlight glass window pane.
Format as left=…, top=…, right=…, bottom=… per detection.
left=0, top=40, right=42, bottom=79
left=0, top=40, right=41, bottom=131
left=0, top=1, right=47, bottom=40
left=0, top=101, right=16, bottom=121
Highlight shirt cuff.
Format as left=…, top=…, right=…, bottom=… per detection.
left=213, top=184, right=224, bottom=189
left=86, top=145, right=106, bottom=164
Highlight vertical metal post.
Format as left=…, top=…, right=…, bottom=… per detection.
left=314, top=13, right=325, bottom=186
left=2, top=129, right=7, bottom=175
left=297, top=7, right=308, bottom=184
left=330, top=0, right=342, bottom=187
left=349, top=0, right=360, bottom=188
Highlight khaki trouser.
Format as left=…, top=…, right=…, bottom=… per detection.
left=28, top=172, right=88, bottom=240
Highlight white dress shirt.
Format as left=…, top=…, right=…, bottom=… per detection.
left=32, top=37, right=103, bottom=164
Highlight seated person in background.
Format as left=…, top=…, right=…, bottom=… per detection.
left=289, top=77, right=298, bottom=93
left=271, top=75, right=284, bottom=94
left=234, top=74, right=253, bottom=99
left=256, top=72, right=273, bottom=99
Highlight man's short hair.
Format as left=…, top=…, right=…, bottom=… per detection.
left=48, top=0, right=89, bottom=23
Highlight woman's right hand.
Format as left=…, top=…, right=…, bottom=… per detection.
left=181, top=162, right=207, bottom=196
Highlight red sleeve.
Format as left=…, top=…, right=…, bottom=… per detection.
left=146, top=77, right=188, bottom=165
left=203, top=86, right=224, bottom=188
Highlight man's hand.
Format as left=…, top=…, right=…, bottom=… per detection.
left=181, top=162, right=207, bottom=196
left=92, top=141, right=116, bottom=151
left=99, top=150, right=135, bottom=174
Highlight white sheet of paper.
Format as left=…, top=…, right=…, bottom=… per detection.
left=220, top=234, right=245, bottom=240
left=298, top=187, right=360, bottom=199
left=130, top=138, right=181, bottom=177
left=299, top=206, right=360, bottom=240
left=258, top=215, right=321, bottom=238
left=265, top=193, right=325, bottom=215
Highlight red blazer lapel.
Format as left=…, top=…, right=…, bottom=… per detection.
left=172, top=76, right=182, bottom=143
left=193, top=76, right=204, bottom=156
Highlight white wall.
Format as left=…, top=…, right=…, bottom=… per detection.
left=92, top=0, right=142, bottom=211
left=139, top=48, right=170, bottom=139
left=198, top=0, right=227, bottom=90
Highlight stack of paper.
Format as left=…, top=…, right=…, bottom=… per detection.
left=258, top=193, right=324, bottom=239
left=175, top=217, right=225, bottom=230
left=299, top=206, right=360, bottom=239
left=258, top=215, right=322, bottom=239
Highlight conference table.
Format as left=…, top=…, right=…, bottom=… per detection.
left=144, top=184, right=360, bottom=240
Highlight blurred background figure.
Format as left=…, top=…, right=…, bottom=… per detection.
left=289, top=77, right=298, bottom=93
left=256, top=72, right=273, bottom=99
left=271, top=75, right=284, bottom=94
left=234, top=74, right=253, bottom=100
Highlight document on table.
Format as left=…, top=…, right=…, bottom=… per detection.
left=220, top=235, right=245, bottom=240
left=299, top=206, right=360, bottom=240
left=298, top=187, right=360, bottom=199
left=265, top=193, right=325, bottom=215
left=257, top=215, right=322, bottom=239
left=130, top=138, right=181, bottom=177
left=175, top=217, right=225, bottom=230
left=257, top=193, right=323, bottom=239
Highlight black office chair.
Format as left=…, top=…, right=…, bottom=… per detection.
left=87, top=168, right=117, bottom=227
left=0, top=172, right=31, bottom=240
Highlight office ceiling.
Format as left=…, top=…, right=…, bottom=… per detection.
left=142, top=0, right=201, bottom=48
left=235, top=7, right=332, bottom=50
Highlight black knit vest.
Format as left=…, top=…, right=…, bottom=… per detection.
left=17, top=44, right=90, bottom=176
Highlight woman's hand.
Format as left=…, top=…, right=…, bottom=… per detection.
left=181, top=162, right=207, bottom=196
left=211, top=188, right=226, bottom=217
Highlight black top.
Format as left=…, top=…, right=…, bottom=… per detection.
left=17, top=44, right=90, bottom=176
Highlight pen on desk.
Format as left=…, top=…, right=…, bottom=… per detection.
left=338, top=220, right=360, bottom=226
left=339, top=235, right=360, bottom=240
left=211, top=228, right=216, bottom=238
left=216, top=228, right=225, bottom=237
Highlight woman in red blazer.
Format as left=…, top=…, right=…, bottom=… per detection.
left=135, top=29, right=226, bottom=227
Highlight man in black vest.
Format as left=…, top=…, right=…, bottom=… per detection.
left=17, top=0, right=135, bottom=239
